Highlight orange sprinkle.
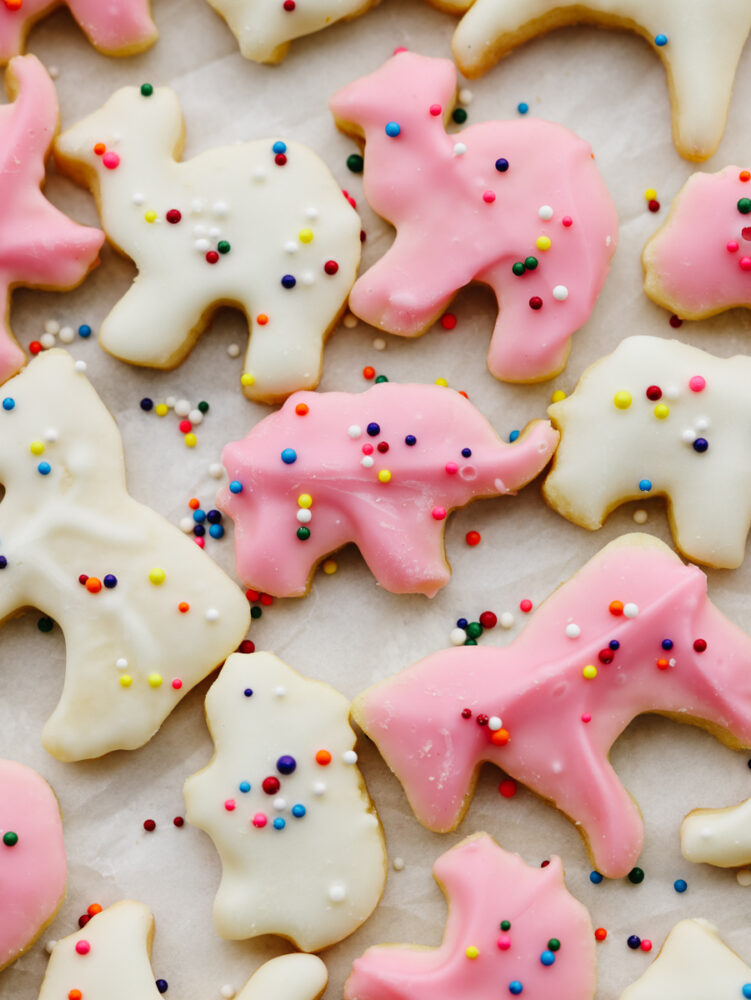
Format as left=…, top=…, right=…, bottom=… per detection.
left=85, top=577, right=102, bottom=594
left=363, top=366, right=376, bottom=380
left=656, top=658, right=669, bottom=670
left=68, top=991, right=83, bottom=1000
left=608, top=600, right=624, bottom=616
left=257, top=314, right=269, bottom=326
left=295, top=403, right=309, bottom=416
left=594, top=928, right=607, bottom=942
left=490, top=728, right=510, bottom=746
left=315, top=749, right=332, bottom=766
left=178, top=602, right=190, bottom=613
left=741, top=170, right=751, bottom=182
left=188, top=497, right=200, bottom=510
left=93, top=142, right=106, bottom=156
left=87, top=903, right=102, bottom=916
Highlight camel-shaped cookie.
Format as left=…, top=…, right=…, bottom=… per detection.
left=543, top=335, right=751, bottom=569
left=346, top=834, right=596, bottom=1000
left=0, top=0, right=157, bottom=64
left=218, top=381, right=558, bottom=597
left=54, top=84, right=362, bottom=404
left=643, top=165, right=751, bottom=319
left=353, top=534, right=751, bottom=878
left=37, top=900, right=328, bottom=1000
left=681, top=796, right=751, bottom=869
left=329, top=51, right=617, bottom=383
left=0, top=55, right=103, bottom=386
left=443, top=0, right=751, bottom=162
left=205, top=0, right=378, bottom=63
left=0, top=350, right=250, bottom=761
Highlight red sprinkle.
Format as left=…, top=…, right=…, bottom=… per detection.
left=246, top=589, right=260, bottom=602
left=693, top=638, right=707, bottom=652
left=78, top=914, right=91, bottom=928
left=529, top=296, right=543, bottom=310
left=275, top=153, right=287, bottom=166
left=441, top=313, right=457, bottom=330
left=461, top=708, right=472, bottom=719
left=324, top=260, right=339, bottom=275
left=166, top=209, right=182, bottom=224
left=238, top=639, right=255, bottom=653
left=479, top=611, right=497, bottom=629
left=29, top=341, right=43, bottom=355
left=465, top=530, right=482, bottom=546
left=669, top=315, right=683, bottom=328
left=206, top=250, right=219, bottom=264
left=283, top=0, right=296, bottom=9
left=173, top=816, right=184, bottom=827
left=262, top=776, right=281, bottom=795
left=260, top=593, right=274, bottom=606
left=648, top=199, right=660, bottom=213
left=143, top=819, right=156, bottom=832
left=499, top=779, right=517, bottom=798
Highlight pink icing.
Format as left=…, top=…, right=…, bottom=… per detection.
left=0, top=55, right=103, bottom=384
left=0, top=759, right=66, bottom=969
left=345, top=833, right=595, bottom=1000
left=329, top=51, right=618, bottom=383
left=353, top=536, right=751, bottom=877
left=644, top=165, right=751, bottom=318
left=0, top=0, right=156, bottom=63
left=218, top=382, right=558, bottom=597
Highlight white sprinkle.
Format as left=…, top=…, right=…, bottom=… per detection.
left=695, top=416, right=710, bottom=432
left=132, top=192, right=145, bottom=205
left=213, top=201, right=228, bottom=217
left=342, top=313, right=358, bottom=329
left=205, top=608, right=220, bottom=622
left=209, top=463, right=224, bottom=479
left=538, top=205, right=554, bottom=220
left=552, top=285, right=569, bottom=301
left=449, top=627, right=467, bottom=646
left=191, top=199, right=204, bottom=214
left=453, top=142, right=467, bottom=157
left=44, top=319, right=60, bottom=335
left=180, top=516, right=194, bottom=533
left=192, top=224, right=207, bottom=237
left=116, top=658, right=128, bottom=670
left=74, top=360, right=87, bottom=373
left=301, top=271, right=315, bottom=286
left=45, top=940, right=57, bottom=954
left=500, top=612, right=515, bottom=629
left=188, top=409, right=203, bottom=425
left=284, top=241, right=298, bottom=254
left=458, top=88, right=473, bottom=104
left=305, top=207, right=319, bottom=220
left=664, top=385, right=679, bottom=401
left=273, top=797, right=287, bottom=811
left=681, top=428, right=696, bottom=443
left=737, top=869, right=751, bottom=887
left=44, top=428, right=58, bottom=442
left=59, top=326, right=74, bottom=344
left=40, top=333, right=56, bottom=349
left=373, top=337, right=386, bottom=351
left=623, top=602, right=639, bottom=619
left=227, top=343, right=241, bottom=358
left=195, top=238, right=210, bottom=252
left=633, top=509, right=648, bottom=524
left=392, top=857, right=405, bottom=871
left=313, top=782, right=326, bottom=796
left=207, top=227, right=221, bottom=240
left=342, top=750, right=358, bottom=765
left=252, top=166, right=267, bottom=182
left=174, top=399, right=191, bottom=417
left=165, top=396, right=177, bottom=408
left=48, top=66, right=59, bottom=79
left=565, top=623, right=581, bottom=639
left=274, top=686, right=286, bottom=698
left=361, top=456, right=374, bottom=468
left=488, top=716, right=502, bottom=731
left=297, top=509, right=312, bottom=524
left=348, top=424, right=362, bottom=439
left=220, top=986, right=236, bottom=999
left=328, top=883, right=347, bottom=902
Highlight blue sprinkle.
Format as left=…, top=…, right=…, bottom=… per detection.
left=743, top=985, right=751, bottom=999
left=509, top=429, right=520, bottom=442
left=244, top=688, right=253, bottom=698
left=385, top=121, right=401, bottom=137
left=495, top=157, right=510, bottom=172
left=509, top=983, right=523, bottom=996
left=207, top=509, right=222, bottom=524
left=654, top=33, right=668, bottom=46
left=638, top=478, right=652, bottom=492
left=229, top=480, right=243, bottom=494
left=281, top=274, right=296, bottom=289
left=2, top=398, right=14, bottom=411
left=0, top=556, right=7, bottom=569
left=209, top=523, right=225, bottom=539
left=78, top=324, right=92, bottom=338
left=367, top=422, right=381, bottom=437
left=540, top=951, right=555, bottom=966
left=193, top=509, right=206, bottom=523
left=457, top=618, right=468, bottom=629
left=693, top=437, right=708, bottom=453
left=38, top=462, right=51, bottom=476
left=103, top=574, right=118, bottom=589
left=405, top=434, right=416, bottom=446
left=140, top=397, right=153, bottom=411
left=609, top=640, right=620, bottom=650
left=272, top=140, right=287, bottom=154
left=461, top=447, right=472, bottom=458
left=239, top=781, right=251, bottom=793
left=627, top=935, right=641, bottom=950
left=517, top=102, right=529, bottom=115
left=674, top=878, right=687, bottom=893
left=281, top=448, right=297, bottom=464
left=662, top=639, right=674, bottom=650
left=277, top=754, right=297, bottom=775
left=155, top=981, right=168, bottom=995
left=273, top=817, right=286, bottom=830
left=292, top=804, right=306, bottom=818
left=590, top=871, right=603, bottom=884
left=193, top=524, right=206, bottom=538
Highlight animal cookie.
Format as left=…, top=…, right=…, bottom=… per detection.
left=0, top=759, right=66, bottom=971
left=544, top=335, right=751, bottom=569
left=681, top=797, right=751, bottom=868
left=37, top=900, right=328, bottom=1000
left=619, top=919, right=751, bottom=1000
left=205, top=0, right=378, bottom=63
left=53, top=84, right=361, bottom=404
left=443, top=0, right=751, bottom=162
left=353, top=533, right=751, bottom=878
left=0, top=0, right=157, bottom=64
left=0, top=350, right=250, bottom=761
left=330, top=51, right=617, bottom=383
left=643, top=165, right=751, bottom=319
left=184, top=652, right=387, bottom=951
left=345, top=833, right=596, bottom=1000
left=0, top=54, right=103, bottom=386
left=218, top=381, right=558, bottom=597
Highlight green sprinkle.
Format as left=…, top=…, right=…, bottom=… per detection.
left=524, top=256, right=539, bottom=270
left=452, top=108, right=468, bottom=124
left=250, top=605, right=263, bottom=620
left=218, top=241, right=231, bottom=254
left=465, top=621, right=483, bottom=639
left=37, top=617, right=54, bottom=633
left=512, top=261, right=526, bottom=276
left=140, top=83, right=154, bottom=97
left=198, top=401, right=209, bottom=413
left=374, top=375, right=389, bottom=383
left=627, top=867, right=645, bottom=884
left=347, top=153, right=364, bottom=174
left=297, top=526, right=311, bottom=541
left=3, top=831, right=18, bottom=847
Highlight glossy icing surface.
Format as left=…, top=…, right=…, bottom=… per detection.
left=0, top=759, right=66, bottom=971
left=345, top=833, right=596, bottom=1000
left=544, top=335, right=751, bottom=568
left=447, top=0, right=751, bottom=161
left=681, top=796, right=751, bottom=868
left=218, top=381, right=558, bottom=597
left=353, top=534, right=751, bottom=877
left=54, top=85, right=361, bottom=403
left=0, top=55, right=103, bottom=386
left=0, top=350, right=250, bottom=761
left=329, top=51, right=617, bottom=383
left=184, top=652, right=386, bottom=951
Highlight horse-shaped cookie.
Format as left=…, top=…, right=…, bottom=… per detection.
left=353, top=534, right=751, bottom=878
left=330, top=51, right=617, bottom=383
left=54, top=83, right=361, bottom=403
left=0, top=350, right=250, bottom=761
left=218, top=381, right=558, bottom=597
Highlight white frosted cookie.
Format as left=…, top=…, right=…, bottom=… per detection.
left=184, top=651, right=387, bottom=951
left=54, top=84, right=361, bottom=404
left=681, top=797, right=751, bottom=868
left=37, top=900, right=328, bottom=1000
left=544, top=335, right=751, bottom=569
left=0, top=350, right=250, bottom=761
left=442, top=0, right=751, bottom=162
left=619, top=919, right=751, bottom=999
left=206, top=0, right=379, bottom=63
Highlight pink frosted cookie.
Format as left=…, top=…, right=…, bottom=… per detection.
left=345, top=833, right=595, bottom=1000
left=0, top=759, right=66, bottom=971
left=353, top=533, right=751, bottom=878
left=0, top=54, right=103, bottom=386
left=0, top=0, right=157, bottom=64
left=329, top=51, right=617, bottom=383
left=218, top=381, right=558, bottom=597
left=644, top=166, right=751, bottom=319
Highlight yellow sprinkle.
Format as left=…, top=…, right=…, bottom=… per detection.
left=298, top=228, right=314, bottom=244
left=184, top=433, right=197, bottom=448
left=241, top=373, right=255, bottom=387
left=155, top=403, right=168, bottom=417
left=322, top=559, right=338, bottom=575
left=298, top=493, right=313, bottom=509
left=654, top=403, right=669, bottom=420
left=120, top=674, right=133, bottom=688
left=644, top=188, right=657, bottom=201
left=536, top=235, right=552, bottom=251
left=148, top=673, right=162, bottom=688
left=551, top=390, right=566, bottom=403
left=29, top=440, right=44, bottom=455
left=435, top=378, right=449, bottom=387
left=149, top=567, right=166, bottom=586
left=378, top=469, right=392, bottom=483
left=582, top=664, right=598, bottom=680
left=144, top=210, right=157, bottom=223
left=613, top=391, right=632, bottom=410
left=465, top=946, right=479, bottom=960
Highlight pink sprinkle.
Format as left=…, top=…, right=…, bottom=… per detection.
left=224, top=799, right=236, bottom=811
left=194, top=537, right=205, bottom=548
left=640, top=939, right=652, bottom=952
left=497, top=935, right=511, bottom=950
left=252, top=813, right=267, bottom=828
left=581, top=713, right=592, bottom=723
left=362, top=443, right=374, bottom=455
left=75, top=941, right=90, bottom=956
left=429, top=104, right=442, bottom=117
left=393, top=46, right=408, bottom=54
left=431, top=506, right=447, bottom=520
left=689, top=375, right=706, bottom=392
left=519, top=599, right=533, bottom=613
left=562, top=216, right=573, bottom=227
left=102, top=151, right=120, bottom=170
left=740, top=257, right=751, bottom=271
left=445, top=462, right=459, bottom=474
left=171, top=678, right=183, bottom=690
left=482, top=190, right=496, bottom=204
left=727, top=240, right=739, bottom=253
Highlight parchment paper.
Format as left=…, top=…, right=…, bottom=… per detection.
left=4, top=1, right=751, bottom=997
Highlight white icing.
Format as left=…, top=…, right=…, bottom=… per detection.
left=0, top=350, right=250, bottom=761
left=54, top=86, right=361, bottom=403
left=183, top=652, right=387, bottom=951
left=681, top=797, right=751, bottom=868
